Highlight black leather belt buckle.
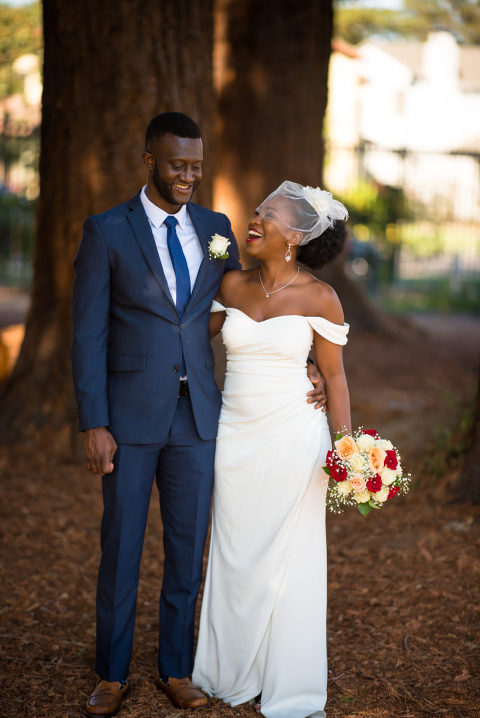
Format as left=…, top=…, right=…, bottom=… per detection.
left=178, top=380, right=189, bottom=398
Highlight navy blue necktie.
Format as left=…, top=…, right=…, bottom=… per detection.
left=164, top=215, right=190, bottom=375
left=164, top=215, right=191, bottom=315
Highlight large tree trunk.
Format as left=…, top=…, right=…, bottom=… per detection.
left=455, top=367, right=480, bottom=503
left=213, top=0, right=392, bottom=331
left=0, top=0, right=214, bottom=446
left=214, top=0, right=333, bottom=249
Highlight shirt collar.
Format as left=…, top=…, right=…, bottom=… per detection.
left=140, top=186, right=188, bottom=230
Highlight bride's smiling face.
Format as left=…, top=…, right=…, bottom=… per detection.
left=245, top=196, right=299, bottom=259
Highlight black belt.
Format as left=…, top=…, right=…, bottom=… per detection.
left=178, top=380, right=190, bottom=398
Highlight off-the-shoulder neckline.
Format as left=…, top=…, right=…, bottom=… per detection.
left=225, top=306, right=348, bottom=329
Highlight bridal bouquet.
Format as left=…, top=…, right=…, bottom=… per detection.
left=324, top=428, right=411, bottom=516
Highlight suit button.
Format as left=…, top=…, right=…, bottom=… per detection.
left=180, top=324, right=185, bottom=330
left=173, top=365, right=180, bottom=372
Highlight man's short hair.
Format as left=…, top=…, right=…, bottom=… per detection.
left=145, top=112, right=201, bottom=151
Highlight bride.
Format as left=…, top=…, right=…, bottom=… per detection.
left=192, top=181, right=351, bottom=718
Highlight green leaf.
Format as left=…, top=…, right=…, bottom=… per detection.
left=358, top=502, right=371, bottom=517
left=368, top=499, right=381, bottom=509
left=323, top=466, right=331, bottom=476
left=335, top=432, right=344, bottom=441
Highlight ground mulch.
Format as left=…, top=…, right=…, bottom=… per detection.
left=1, top=313, right=479, bottom=718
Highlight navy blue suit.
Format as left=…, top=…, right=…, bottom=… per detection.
left=72, top=191, right=240, bottom=680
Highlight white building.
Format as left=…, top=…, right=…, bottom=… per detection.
left=325, top=32, right=480, bottom=222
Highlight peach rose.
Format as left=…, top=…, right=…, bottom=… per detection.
left=350, top=475, right=366, bottom=493
left=335, top=435, right=359, bottom=462
left=368, top=446, right=386, bottom=474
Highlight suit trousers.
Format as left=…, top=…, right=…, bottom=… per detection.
left=95, top=395, right=216, bottom=681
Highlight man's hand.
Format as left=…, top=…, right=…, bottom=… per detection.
left=306, top=361, right=327, bottom=412
left=85, top=427, right=117, bottom=475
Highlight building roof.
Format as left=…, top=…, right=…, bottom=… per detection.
left=331, top=38, right=360, bottom=60
left=365, top=38, right=480, bottom=91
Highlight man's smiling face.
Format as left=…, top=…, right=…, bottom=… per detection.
left=144, top=133, right=203, bottom=212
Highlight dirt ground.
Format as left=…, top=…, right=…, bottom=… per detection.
left=0, top=310, right=479, bottom=718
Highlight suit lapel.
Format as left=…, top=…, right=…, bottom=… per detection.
left=186, top=203, right=210, bottom=310
left=126, top=193, right=177, bottom=313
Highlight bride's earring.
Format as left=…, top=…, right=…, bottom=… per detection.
left=285, top=243, right=292, bottom=262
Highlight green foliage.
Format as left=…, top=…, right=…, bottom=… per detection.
left=0, top=1, right=42, bottom=97
left=358, top=502, right=371, bottom=517
left=0, top=190, right=36, bottom=286
left=337, top=179, right=411, bottom=239
left=334, top=5, right=407, bottom=45
left=334, top=0, right=480, bottom=45
left=380, top=277, right=480, bottom=314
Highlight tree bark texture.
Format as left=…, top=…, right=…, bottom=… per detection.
left=214, top=0, right=333, bottom=247
left=0, top=0, right=214, bottom=444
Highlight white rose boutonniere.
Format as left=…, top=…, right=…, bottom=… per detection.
left=208, top=233, right=231, bottom=260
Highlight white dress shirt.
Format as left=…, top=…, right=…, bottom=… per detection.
left=140, top=186, right=204, bottom=305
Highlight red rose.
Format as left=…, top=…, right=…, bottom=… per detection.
left=366, top=474, right=382, bottom=492
left=385, top=450, right=398, bottom=469
left=330, top=464, right=348, bottom=482
left=325, top=449, right=337, bottom=468
left=363, top=429, right=379, bottom=439
left=388, top=486, right=401, bottom=499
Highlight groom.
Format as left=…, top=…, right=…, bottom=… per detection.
left=72, top=112, right=241, bottom=716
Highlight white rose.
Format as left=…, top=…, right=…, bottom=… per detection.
left=373, top=486, right=389, bottom=504
left=349, top=453, right=367, bottom=472
left=209, top=233, right=231, bottom=257
left=376, top=439, right=393, bottom=450
left=336, top=480, right=352, bottom=496
left=381, top=467, right=397, bottom=486
left=356, top=433, right=375, bottom=451
left=354, top=489, right=371, bottom=504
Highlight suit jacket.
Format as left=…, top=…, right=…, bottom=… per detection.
left=71, top=191, right=241, bottom=444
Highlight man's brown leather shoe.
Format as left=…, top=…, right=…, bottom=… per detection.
left=84, top=679, right=129, bottom=717
left=156, top=675, right=208, bottom=709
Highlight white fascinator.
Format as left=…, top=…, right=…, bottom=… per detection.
left=256, top=180, right=348, bottom=246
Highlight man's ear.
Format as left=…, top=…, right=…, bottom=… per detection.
left=143, top=152, right=154, bottom=171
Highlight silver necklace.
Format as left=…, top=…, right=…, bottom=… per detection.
left=258, top=266, right=300, bottom=298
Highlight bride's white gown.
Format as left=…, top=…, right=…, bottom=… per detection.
left=192, top=305, right=349, bottom=718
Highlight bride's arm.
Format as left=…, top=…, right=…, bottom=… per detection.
left=313, top=335, right=351, bottom=435
left=311, top=285, right=351, bottom=435
left=209, top=298, right=226, bottom=337
left=208, top=270, right=242, bottom=337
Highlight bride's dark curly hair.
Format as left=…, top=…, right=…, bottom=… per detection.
left=296, top=220, right=347, bottom=270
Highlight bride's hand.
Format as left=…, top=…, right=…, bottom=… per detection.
left=306, top=361, right=327, bottom=412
